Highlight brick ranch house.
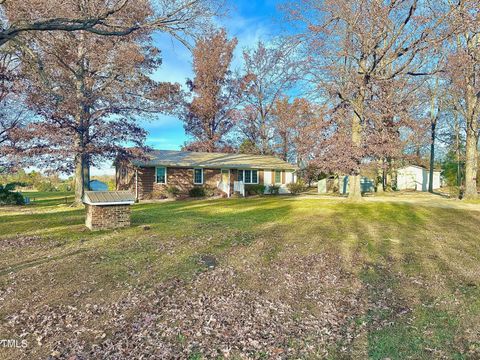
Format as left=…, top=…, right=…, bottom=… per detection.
left=116, top=150, right=298, bottom=200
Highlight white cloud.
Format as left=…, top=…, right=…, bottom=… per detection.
left=221, top=14, right=274, bottom=69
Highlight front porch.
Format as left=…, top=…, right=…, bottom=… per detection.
left=216, top=169, right=259, bottom=197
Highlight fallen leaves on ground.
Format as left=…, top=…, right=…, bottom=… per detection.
left=5, top=253, right=367, bottom=359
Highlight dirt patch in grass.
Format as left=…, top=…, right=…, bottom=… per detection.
left=4, top=253, right=366, bottom=359
left=0, top=235, right=52, bottom=251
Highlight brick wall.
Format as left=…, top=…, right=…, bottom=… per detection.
left=116, top=164, right=277, bottom=199
left=153, top=167, right=193, bottom=195
left=85, top=204, right=131, bottom=230
left=143, top=167, right=222, bottom=199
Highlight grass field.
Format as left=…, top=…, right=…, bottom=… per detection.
left=0, top=192, right=479, bottom=359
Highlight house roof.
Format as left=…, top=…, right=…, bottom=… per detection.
left=131, top=150, right=298, bottom=170
left=399, top=164, right=442, bottom=173
left=83, top=191, right=135, bottom=206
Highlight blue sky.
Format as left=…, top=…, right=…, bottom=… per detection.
left=93, top=1, right=283, bottom=175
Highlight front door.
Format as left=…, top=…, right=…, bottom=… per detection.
left=221, top=169, right=230, bottom=184
left=221, top=169, right=230, bottom=197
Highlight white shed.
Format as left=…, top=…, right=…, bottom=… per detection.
left=396, top=165, right=441, bottom=191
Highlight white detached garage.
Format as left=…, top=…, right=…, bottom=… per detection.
left=397, top=165, right=442, bottom=191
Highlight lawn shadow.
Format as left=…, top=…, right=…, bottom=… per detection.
left=0, top=209, right=85, bottom=239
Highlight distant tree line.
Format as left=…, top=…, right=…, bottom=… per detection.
left=0, top=169, right=73, bottom=192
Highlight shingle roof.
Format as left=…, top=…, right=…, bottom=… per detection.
left=83, top=191, right=135, bottom=205
left=131, top=150, right=298, bottom=170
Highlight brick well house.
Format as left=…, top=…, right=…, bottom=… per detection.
left=83, top=191, right=135, bottom=230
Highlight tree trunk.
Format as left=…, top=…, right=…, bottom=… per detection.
left=385, top=158, right=396, bottom=191
left=428, top=120, right=437, bottom=193
left=428, top=77, right=439, bottom=193
left=73, top=33, right=90, bottom=205
left=349, top=174, right=362, bottom=200
left=281, top=132, right=288, bottom=161
left=464, top=125, right=478, bottom=199
left=84, top=155, right=91, bottom=190
left=376, top=161, right=384, bottom=194
left=74, top=152, right=88, bottom=205
left=455, top=114, right=462, bottom=188
left=464, top=84, right=479, bottom=199
left=348, top=91, right=364, bottom=200
left=386, top=171, right=392, bottom=191
left=259, top=112, right=269, bottom=155
left=333, top=174, right=340, bottom=194
left=391, top=165, right=397, bottom=191
left=463, top=36, right=479, bottom=200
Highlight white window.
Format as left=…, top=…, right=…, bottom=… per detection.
left=275, top=170, right=282, bottom=184
left=194, top=168, right=203, bottom=184
left=238, top=170, right=259, bottom=184
left=252, top=170, right=258, bottom=183
left=156, top=167, right=166, bottom=184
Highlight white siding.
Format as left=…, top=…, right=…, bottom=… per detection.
left=263, top=170, right=272, bottom=185
left=318, top=179, right=327, bottom=193
left=279, top=171, right=295, bottom=194
left=433, top=172, right=441, bottom=189
left=397, top=166, right=441, bottom=191
left=285, top=171, right=294, bottom=184
left=264, top=170, right=296, bottom=194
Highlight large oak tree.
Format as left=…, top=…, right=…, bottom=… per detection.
left=2, top=0, right=220, bottom=202
left=181, top=29, right=239, bottom=152
left=19, top=2, right=180, bottom=204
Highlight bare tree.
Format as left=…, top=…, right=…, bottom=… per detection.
left=286, top=0, right=453, bottom=199
left=444, top=0, right=480, bottom=199
left=2, top=0, right=221, bottom=202
left=181, top=29, right=239, bottom=152
left=0, top=47, right=30, bottom=171
left=1, top=0, right=222, bottom=48
left=272, top=97, right=317, bottom=163
left=19, top=3, right=181, bottom=204
left=238, top=41, right=301, bottom=154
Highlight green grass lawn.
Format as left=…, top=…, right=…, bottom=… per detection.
left=0, top=193, right=479, bottom=359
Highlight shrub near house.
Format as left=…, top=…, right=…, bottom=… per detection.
left=245, top=184, right=266, bottom=196
left=166, top=186, right=180, bottom=198
left=268, top=184, right=281, bottom=195
left=189, top=187, right=206, bottom=198
left=287, top=180, right=307, bottom=195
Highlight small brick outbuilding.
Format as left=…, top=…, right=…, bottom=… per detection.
left=83, top=191, right=135, bottom=230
